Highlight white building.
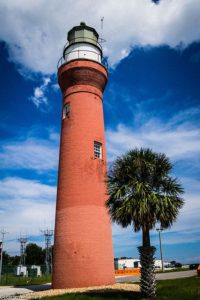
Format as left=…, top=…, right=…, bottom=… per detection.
left=16, top=265, right=28, bottom=276
left=16, top=265, right=42, bottom=277
left=31, top=265, right=42, bottom=277
left=114, top=258, right=141, bottom=269
left=114, top=258, right=170, bottom=270
left=154, top=259, right=171, bottom=269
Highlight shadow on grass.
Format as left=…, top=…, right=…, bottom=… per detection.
left=40, top=277, right=200, bottom=300
left=85, top=289, right=141, bottom=299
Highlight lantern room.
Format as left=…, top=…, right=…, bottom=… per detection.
left=63, top=22, right=102, bottom=64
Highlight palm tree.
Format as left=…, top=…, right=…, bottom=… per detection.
left=106, top=148, right=184, bottom=299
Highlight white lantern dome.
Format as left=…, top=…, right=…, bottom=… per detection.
left=63, top=22, right=102, bottom=64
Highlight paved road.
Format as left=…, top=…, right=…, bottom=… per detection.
left=116, top=269, right=196, bottom=283
left=0, top=270, right=196, bottom=299
left=0, top=283, right=51, bottom=299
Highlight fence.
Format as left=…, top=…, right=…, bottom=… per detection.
left=0, top=265, right=51, bottom=286
left=115, top=268, right=141, bottom=276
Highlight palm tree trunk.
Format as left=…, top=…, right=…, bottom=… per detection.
left=143, top=225, right=150, bottom=247
left=138, top=226, right=156, bottom=298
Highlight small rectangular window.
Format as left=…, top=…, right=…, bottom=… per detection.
left=94, top=141, right=102, bottom=159
left=63, top=103, right=70, bottom=119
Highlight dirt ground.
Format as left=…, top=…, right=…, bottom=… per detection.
left=24, top=283, right=140, bottom=299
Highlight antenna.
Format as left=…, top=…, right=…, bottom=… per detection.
left=101, top=16, right=104, bottom=31
left=41, top=229, right=54, bottom=274
left=99, top=17, right=106, bottom=43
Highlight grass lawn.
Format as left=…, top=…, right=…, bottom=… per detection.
left=0, top=274, right=51, bottom=286
left=37, top=277, right=200, bottom=300
left=156, top=267, right=190, bottom=273
left=157, top=277, right=200, bottom=299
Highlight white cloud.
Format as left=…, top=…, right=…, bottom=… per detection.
left=0, top=177, right=56, bottom=254
left=0, top=0, right=200, bottom=74
left=0, top=177, right=55, bottom=201
left=105, top=107, right=200, bottom=255
left=106, top=107, right=200, bottom=162
left=29, top=77, right=51, bottom=107
left=51, top=83, right=59, bottom=92
left=0, top=135, right=59, bottom=172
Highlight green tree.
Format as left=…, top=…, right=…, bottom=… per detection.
left=2, top=251, right=11, bottom=266
left=106, top=148, right=184, bottom=299
left=10, top=255, right=20, bottom=266
left=1, top=251, right=20, bottom=266
left=25, top=243, right=45, bottom=265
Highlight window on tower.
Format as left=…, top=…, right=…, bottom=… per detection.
left=63, top=103, right=70, bottom=119
left=94, top=141, right=102, bottom=159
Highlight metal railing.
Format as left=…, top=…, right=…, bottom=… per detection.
left=63, top=37, right=103, bottom=53
left=57, top=48, right=108, bottom=69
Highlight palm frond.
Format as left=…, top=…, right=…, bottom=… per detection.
left=106, top=148, right=185, bottom=232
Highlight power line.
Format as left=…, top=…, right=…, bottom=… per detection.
left=0, top=229, right=9, bottom=281
left=17, top=237, right=28, bottom=266
left=41, top=229, right=54, bottom=274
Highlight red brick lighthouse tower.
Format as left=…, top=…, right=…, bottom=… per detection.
left=53, top=23, right=115, bottom=289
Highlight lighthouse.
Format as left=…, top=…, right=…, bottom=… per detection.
left=53, top=23, right=115, bottom=289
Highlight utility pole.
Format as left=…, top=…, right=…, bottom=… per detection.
left=17, top=237, right=28, bottom=266
left=156, top=228, right=164, bottom=272
left=0, top=229, right=8, bottom=282
left=41, top=229, right=54, bottom=274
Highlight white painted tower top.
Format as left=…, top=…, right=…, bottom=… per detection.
left=63, top=22, right=102, bottom=64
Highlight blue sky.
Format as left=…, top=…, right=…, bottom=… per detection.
left=0, top=0, right=200, bottom=264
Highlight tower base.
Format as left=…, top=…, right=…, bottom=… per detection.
left=53, top=206, right=115, bottom=289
